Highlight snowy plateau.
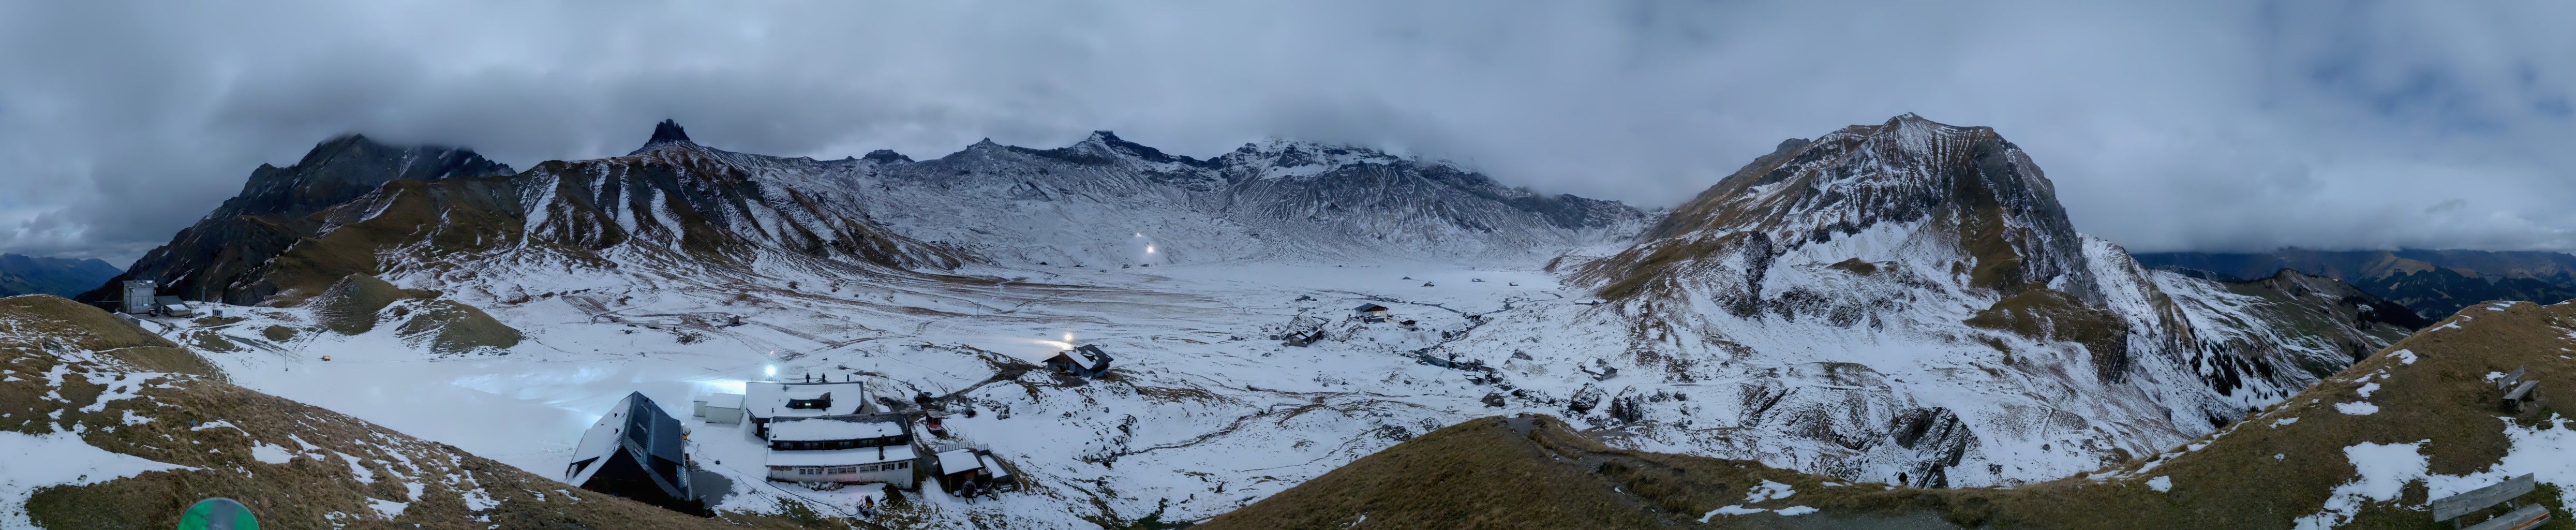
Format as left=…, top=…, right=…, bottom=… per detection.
left=54, top=115, right=2409, bottom=526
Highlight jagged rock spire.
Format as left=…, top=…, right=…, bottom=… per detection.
left=631, top=119, right=696, bottom=154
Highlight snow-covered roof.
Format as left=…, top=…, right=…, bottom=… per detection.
left=703, top=393, right=744, bottom=409
left=746, top=381, right=868, bottom=418
left=766, top=444, right=916, bottom=467
left=979, top=453, right=1010, bottom=479
left=564, top=400, right=630, bottom=483
left=767, top=417, right=902, bottom=442
left=936, top=449, right=984, bottom=475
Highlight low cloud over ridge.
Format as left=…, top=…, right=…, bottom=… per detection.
left=2, top=1, right=2571, bottom=263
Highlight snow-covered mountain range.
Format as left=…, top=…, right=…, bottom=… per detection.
left=29, top=114, right=2416, bottom=526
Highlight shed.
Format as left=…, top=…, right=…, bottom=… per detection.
left=1353, top=303, right=1390, bottom=322
left=934, top=448, right=988, bottom=493
left=565, top=392, right=701, bottom=514
left=1043, top=344, right=1114, bottom=378
left=155, top=296, right=192, bottom=316
left=978, top=453, right=1016, bottom=491
left=693, top=393, right=746, bottom=424
left=1281, top=327, right=1326, bottom=347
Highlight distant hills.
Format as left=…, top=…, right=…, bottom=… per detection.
left=0, top=253, right=122, bottom=298
left=2134, top=249, right=2576, bottom=319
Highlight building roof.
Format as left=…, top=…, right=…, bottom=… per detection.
left=565, top=392, right=690, bottom=499
left=702, top=393, right=744, bottom=409
left=767, top=417, right=903, bottom=442
left=936, top=448, right=984, bottom=475
left=746, top=381, right=869, bottom=419
left=979, top=453, right=1011, bottom=479
left=766, top=444, right=917, bottom=467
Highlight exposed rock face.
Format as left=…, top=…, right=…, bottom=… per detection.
left=80, top=136, right=512, bottom=305
left=103, top=123, right=969, bottom=308
left=1488, top=114, right=2419, bottom=488
left=1582, top=113, right=2091, bottom=301
left=631, top=119, right=696, bottom=155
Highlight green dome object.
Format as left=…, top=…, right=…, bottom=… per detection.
left=177, top=497, right=257, bottom=530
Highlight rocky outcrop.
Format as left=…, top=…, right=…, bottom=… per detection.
left=308, top=274, right=416, bottom=335
left=80, top=136, right=511, bottom=305
left=394, top=299, right=521, bottom=354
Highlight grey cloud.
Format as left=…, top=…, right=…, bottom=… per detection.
left=2, top=0, right=2571, bottom=266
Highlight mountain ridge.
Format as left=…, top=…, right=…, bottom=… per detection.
left=79, top=135, right=513, bottom=305
left=2135, top=248, right=2576, bottom=319
left=0, top=253, right=122, bottom=298
left=1461, top=114, right=2422, bottom=488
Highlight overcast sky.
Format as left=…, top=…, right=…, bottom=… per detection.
left=3, top=1, right=2571, bottom=264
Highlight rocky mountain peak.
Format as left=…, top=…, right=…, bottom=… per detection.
left=1584, top=114, right=2096, bottom=301
left=860, top=149, right=911, bottom=164
left=1022, top=130, right=1205, bottom=168
left=1211, top=139, right=1407, bottom=180
left=629, top=119, right=697, bottom=155
left=233, top=135, right=512, bottom=219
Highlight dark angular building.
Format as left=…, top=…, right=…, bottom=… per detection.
left=564, top=392, right=702, bottom=514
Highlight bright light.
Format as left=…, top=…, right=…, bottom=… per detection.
left=764, top=365, right=777, bottom=379
left=1063, top=332, right=1074, bottom=342
left=1146, top=245, right=1155, bottom=254
left=1134, top=232, right=1142, bottom=237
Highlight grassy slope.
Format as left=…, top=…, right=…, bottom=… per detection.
left=0, top=295, right=856, bottom=529
left=1204, top=301, right=2576, bottom=529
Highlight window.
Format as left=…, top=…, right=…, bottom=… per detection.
left=799, top=467, right=821, bottom=475
left=565, top=457, right=599, bottom=478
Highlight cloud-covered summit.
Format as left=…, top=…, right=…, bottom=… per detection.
left=1, top=1, right=2570, bottom=264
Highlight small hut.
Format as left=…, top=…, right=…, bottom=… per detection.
left=1043, top=345, right=1115, bottom=378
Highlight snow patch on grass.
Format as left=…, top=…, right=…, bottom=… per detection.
left=2147, top=476, right=2172, bottom=492
left=0, top=430, right=199, bottom=528
left=2335, top=402, right=2380, bottom=415
left=1776, top=506, right=1819, bottom=516
left=1745, top=479, right=1795, bottom=502
left=249, top=441, right=295, bottom=464
left=2271, top=417, right=2301, bottom=428
left=366, top=497, right=408, bottom=520
left=1700, top=505, right=1768, bottom=521
left=2357, top=382, right=2380, bottom=398
left=2391, top=349, right=2417, bottom=364
left=2292, top=440, right=2428, bottom=530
